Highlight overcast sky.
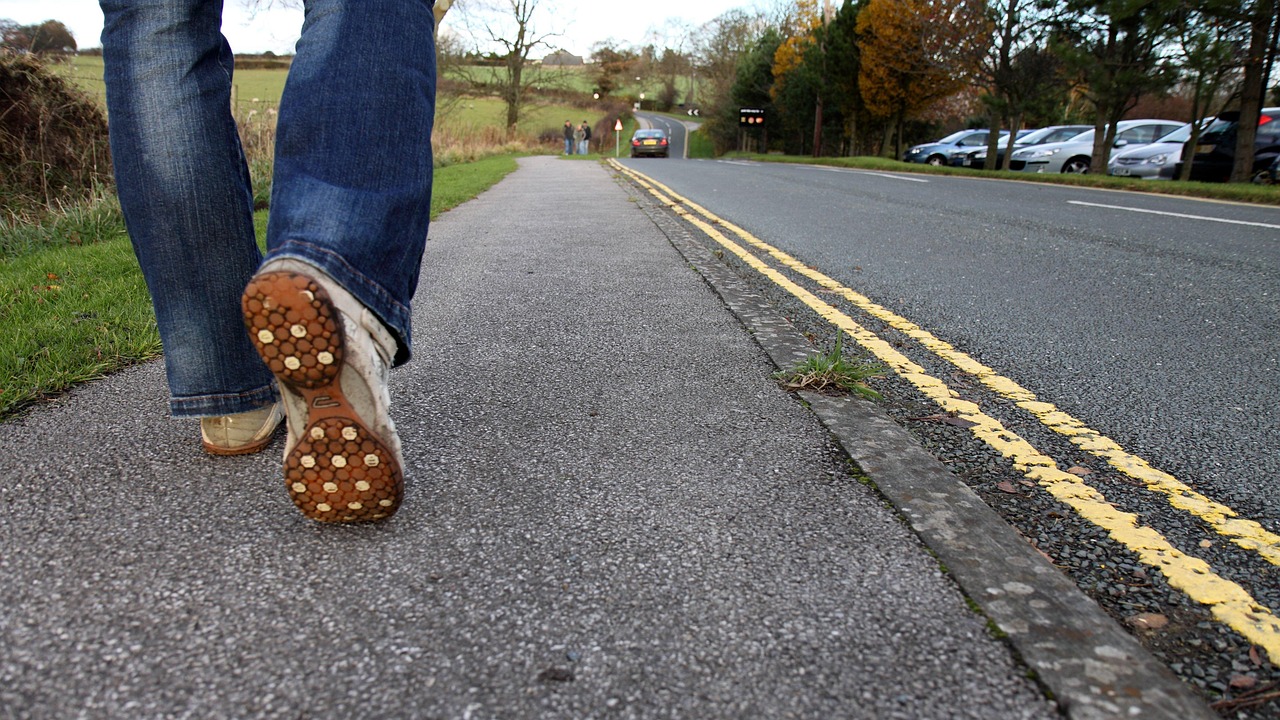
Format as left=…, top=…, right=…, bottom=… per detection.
left=0, top=0, right=754, bottom=57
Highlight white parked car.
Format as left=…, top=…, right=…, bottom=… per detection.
left=1009, top=119, right=1183, bottom=174
left=963, top=125, right=1092, bottom=169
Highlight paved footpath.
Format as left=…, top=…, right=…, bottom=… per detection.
left=0, top=157, right=1193, bottom=719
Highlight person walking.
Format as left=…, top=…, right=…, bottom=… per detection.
left=98, top=0, right=436, bottom=523
left=572, top=122, right=586, bottom=157
left=579, top=120, right=592, bottom=155
left=563, top=120, right=574, bottom=155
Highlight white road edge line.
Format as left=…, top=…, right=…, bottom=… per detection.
left=851, top=170, right=929, bottom=183
left=1068, top=200, right=1280, bottom=229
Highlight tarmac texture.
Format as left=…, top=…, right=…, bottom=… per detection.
left=0, top=157, right=1130, bottom=718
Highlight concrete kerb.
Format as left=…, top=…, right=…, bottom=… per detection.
left=611, top=163, right=1217, bottom=720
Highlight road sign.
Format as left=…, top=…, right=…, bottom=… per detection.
left=739, top=107, right=765, bottom=126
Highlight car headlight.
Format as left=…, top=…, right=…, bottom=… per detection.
left=1019, top=148, right=1061, bottom=159
left=907, top=146, right=925, bottom=154
left=1144, top=152, right=1171, bottom=166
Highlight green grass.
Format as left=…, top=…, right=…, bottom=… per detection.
left=430, top=154, right=519, bottom=214
left=51, top=55, right=288, bottom=113
left=0, top=230, right=161, bottom=418
left=733, top=152, right=1280, bottom=206
left=448, top=63, right=704, bottom=104
left=687, top=128, right=715, bottom=159
left=440, top=95, right=612, bottom=138
left=774, top=334, right=883, bottom=400
left=56, top=57, right=705, bottom=120
left=1, top=154, right=520, bottom=421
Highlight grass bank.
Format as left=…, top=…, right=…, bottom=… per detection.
left=0, top=154, right=519, bottom=421
left=732, top=153, right=1280, bottom=206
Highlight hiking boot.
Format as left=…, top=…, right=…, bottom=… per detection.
left=242, top=260, right=404, bottom=523
left=201, top=402, right=285, bottom=456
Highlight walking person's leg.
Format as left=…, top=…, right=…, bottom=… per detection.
left=242, top=0, right=436, bottom=523
left=100, top=0, right=284, bottom=455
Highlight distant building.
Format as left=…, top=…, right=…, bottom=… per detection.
left=542, top=50, right=584, bottom=66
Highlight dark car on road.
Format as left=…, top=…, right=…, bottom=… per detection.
left=1177, top=108, right=1280, bottom=183
left=630, top=129, right=670, bottom=158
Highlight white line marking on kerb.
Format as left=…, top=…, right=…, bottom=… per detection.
left=1069, top=200, right=1280, bottom=230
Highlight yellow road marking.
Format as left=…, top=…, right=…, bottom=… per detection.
left=613, top=161, right=1280, bottom=570
left=611, top=160, right=1280, bottom=656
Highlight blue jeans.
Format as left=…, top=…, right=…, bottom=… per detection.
left=100, top=0, right=436, bottom=418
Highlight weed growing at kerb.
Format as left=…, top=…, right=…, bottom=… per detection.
left=775, top=334, right=884, bottom=400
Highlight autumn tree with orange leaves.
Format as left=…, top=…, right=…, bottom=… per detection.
left=856, top=0, right=991, bottom=157
left=771, top=0, right=829, bottom=155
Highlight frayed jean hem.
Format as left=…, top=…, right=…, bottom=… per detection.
left=169, top=382, right=279, bottom=418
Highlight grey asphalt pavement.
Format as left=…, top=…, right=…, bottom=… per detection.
left=0, top=157, right=1194, bottom=719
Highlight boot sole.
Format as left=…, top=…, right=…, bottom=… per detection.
left=242, top=271, right=402, bottom=523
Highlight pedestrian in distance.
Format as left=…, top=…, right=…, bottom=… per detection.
left=573, top=122, right=586, bottom=157
left=563, top=120, right=574, bottom=155
left=98, top=0, right=436, bottom=523
left=579, top=120, right=592, bottom=155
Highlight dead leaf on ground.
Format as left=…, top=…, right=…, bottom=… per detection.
left=996, top=481, right=1019, bottom=494
left=1126, top=612, right=1169, bottom=631
left=1066, top=466, right=1092, bottom=476
left=1230, top=674, right=1259, bottom=690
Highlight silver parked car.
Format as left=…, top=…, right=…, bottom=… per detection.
left=1107, top=119, right=1214, bottom=180
left=1009, top=119, right=1183, bottom=173
left=964, top=125, right=1092, bottom=169
left=902, top=129, right=1007, bottom=166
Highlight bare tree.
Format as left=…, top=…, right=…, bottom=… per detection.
left=457, top=0, right=558, bottom=134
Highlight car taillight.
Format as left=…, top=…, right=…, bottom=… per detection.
left=632, top=139, right=640, bottom=146
left=660, top=138, right=668, bottom=145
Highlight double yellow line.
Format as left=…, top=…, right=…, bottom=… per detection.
left=611, top=159, right=1280, bottom=657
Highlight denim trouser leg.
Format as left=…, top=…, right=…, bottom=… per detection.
left=101, top=0, right=277, bottom=417
left=100, top=0, right=435, bottom=416
left=266, top=0, right=436, bottom=368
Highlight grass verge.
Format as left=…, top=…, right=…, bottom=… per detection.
left=730, top=153, right=1280, bottom=206
left=0, top=154, right=520, bottom=421
left=0, top=230, right=160, bottom=419
left=688, top=128, right=715, bottom=159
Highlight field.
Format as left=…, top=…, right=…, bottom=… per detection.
left=53, top=56, right=662, bottom=150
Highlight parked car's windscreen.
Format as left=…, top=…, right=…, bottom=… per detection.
left=934, top=130, right=972, bottom=145
left=1015, top=126, right=1089, bottom=146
